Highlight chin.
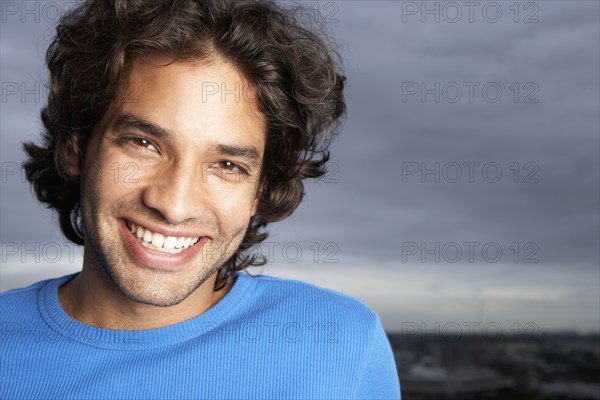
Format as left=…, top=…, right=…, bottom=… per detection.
left=103, top=258, right=217, bottom=308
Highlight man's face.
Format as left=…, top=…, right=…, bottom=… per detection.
left=78, top=56, right=265, bottom=307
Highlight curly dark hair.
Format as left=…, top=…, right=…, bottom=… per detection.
left=22, top=0, right=345, bottom=291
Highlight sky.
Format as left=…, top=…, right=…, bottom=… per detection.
left=1, top=1, right=599, bottom=333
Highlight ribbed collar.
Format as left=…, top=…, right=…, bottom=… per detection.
left=38, top=272, right=256, bottom=350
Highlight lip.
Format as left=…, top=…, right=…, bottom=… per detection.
left=118, top=218, right=208, bottom=270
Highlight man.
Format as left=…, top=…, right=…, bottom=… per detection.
left=1, top=0, right=400, bottom=398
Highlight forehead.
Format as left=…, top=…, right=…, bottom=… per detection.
left=103, top=55, right=266, bottom=150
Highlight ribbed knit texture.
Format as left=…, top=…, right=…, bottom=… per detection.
left=0, top=272, right=400, bottom=399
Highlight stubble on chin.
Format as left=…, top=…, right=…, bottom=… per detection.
left=79, top=193, right=248, bottom=307
left=92, top=233, right=221, bottom=307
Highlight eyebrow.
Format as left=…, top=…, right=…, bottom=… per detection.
left=111, top=113, right=261, bottom=164
left=214, top=144, right=261, bottom=165
left=112, top=113, right=175, bottom=144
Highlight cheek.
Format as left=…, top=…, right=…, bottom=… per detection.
left=211, top=186, right=258, bottom=227
left=81, top=154, right=141, bottom=203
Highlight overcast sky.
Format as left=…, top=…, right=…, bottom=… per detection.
left=1, top=1, right=599, bottom=333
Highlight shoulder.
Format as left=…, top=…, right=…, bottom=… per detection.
left=1, top=279, right=47, bottom=301
left=0, top=280, right=45, bottom=324
left=242, top=272, right=382, bottom=337
left=241, top=273, right=401, bottom=397
left=0, top=275, right=73, bottom=320
left=249, top=273, right=378, bottom=315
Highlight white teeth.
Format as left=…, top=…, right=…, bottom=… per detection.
left=151, top=233, right=165, bottom=248
left=143, top=230, right=153, bottom=243
left=164, top=236, right=177, bottom=250
left=140, top=239, right=184, bottom=254
left=126, top=221, right=200, bottom=252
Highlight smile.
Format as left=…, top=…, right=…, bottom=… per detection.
left=125, top=220, right=201, bottom=255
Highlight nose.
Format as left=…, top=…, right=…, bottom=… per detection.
left=141, top=160, right=207, bottom=225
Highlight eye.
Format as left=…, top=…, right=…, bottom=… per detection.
left=219, top=161, right=241, bottom=172
left=208, top=160, right=250, bottom=177
left=125, top=137, right=159, bottom=153
left=205, top=160, right=259, bottom=183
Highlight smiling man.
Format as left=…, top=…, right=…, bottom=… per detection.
left=1, top=0, right=400, bottom=398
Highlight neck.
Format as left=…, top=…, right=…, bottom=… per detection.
left=58, top=253, right=232, bottom=330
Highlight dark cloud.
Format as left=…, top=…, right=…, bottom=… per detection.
left=1, top=1, right=598, bottom=331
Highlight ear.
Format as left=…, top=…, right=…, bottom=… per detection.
left=66, top=148, right=81, bottom=177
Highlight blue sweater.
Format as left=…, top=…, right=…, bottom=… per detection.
left=0, top=272, right=400, bottom=399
